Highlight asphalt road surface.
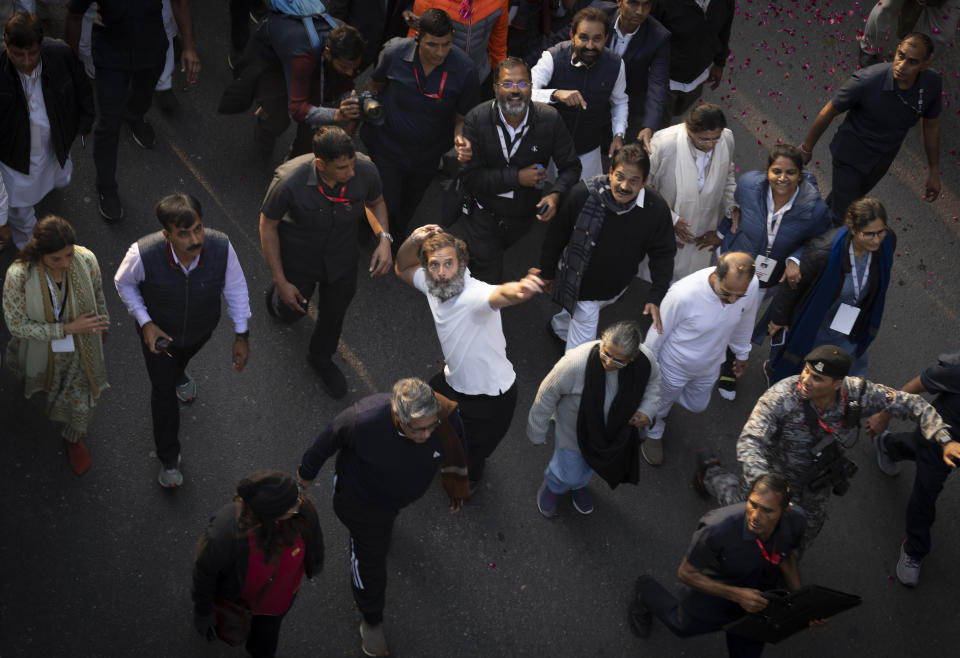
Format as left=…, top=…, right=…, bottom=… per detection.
left=1, top=3, right=959, bottom=657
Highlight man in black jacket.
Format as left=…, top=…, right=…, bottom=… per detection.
left=652, top=0, right=734, bottom=127
left=297, top=378, right=466, bottom=658
left=455, top=56, right=580, bottom=283
left=0, top=12, right=93, bottom=252
left=592, top=1, right=669, bottom=152
left=540, top=143, right=674, bottom=351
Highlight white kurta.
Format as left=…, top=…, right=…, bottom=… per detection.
left=642, top=123, right=736, bottom=281
left=0, top=62, right=72, bottom=209
left=644, top=267, right=760, bottom=384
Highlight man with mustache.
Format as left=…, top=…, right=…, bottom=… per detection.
left=395, top=226, right=544, bottom=487
left=115, top=193, right=252, bottom=488
left=539, top=143, right=675, bottom=353
left=696, top=345, right=958, bottom=550
left=453, top=56, right=580, bottom=284
left=530, top=6, right=629, bottom=180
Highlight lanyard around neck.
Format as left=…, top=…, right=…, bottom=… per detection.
left=318, top=183, right=350, bottom=205
left=45, top=272, right=67, bottom=320
left=848, top=244, right=871, bottom=303
left=754, top=537, right=782, bottom=565
left=414, top=66, right=447, bottom=100
left=495, top=120, right=529, bottom=165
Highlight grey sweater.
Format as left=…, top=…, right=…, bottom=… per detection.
left=527, top=341, right=661, bottom=452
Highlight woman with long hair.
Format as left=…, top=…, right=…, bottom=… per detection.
left=766, top=197, right=895, bottom=382
left=2, top=215, right=109, bottom=474
left=192, top=470, right=323, bottom=658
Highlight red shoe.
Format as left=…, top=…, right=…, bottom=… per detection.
left=65, top=438, right=91, bottom=475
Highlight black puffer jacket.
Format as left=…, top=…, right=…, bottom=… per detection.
left=0, top=38, right=94, bottom=175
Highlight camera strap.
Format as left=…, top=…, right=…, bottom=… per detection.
left=804, top=377, right=868, bottom=454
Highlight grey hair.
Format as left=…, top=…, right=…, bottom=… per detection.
left=600, top=321, right=642, bottom=360
left=391, top=378, right=439, bottom=424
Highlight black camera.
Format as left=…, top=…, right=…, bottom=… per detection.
left=352, top=91, right=384, bottom=124
left=807, top=441, right=858, bottom=496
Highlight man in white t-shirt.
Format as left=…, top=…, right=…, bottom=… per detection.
left=396, top=224, right=545, bottom=485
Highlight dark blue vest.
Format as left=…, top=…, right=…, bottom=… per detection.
left=137, top=230, right=229, bottom=347
left=548, top=42, right=620, bottom=155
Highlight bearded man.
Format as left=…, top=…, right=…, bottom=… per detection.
left=395, top=226, right=544, bottom=486
left=454, top=56, right=581, bottom=284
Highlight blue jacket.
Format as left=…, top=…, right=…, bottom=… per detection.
left=718, top=170, right=830, bottom=287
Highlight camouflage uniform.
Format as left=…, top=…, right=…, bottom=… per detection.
left=703, top=374, right=952, bottom=547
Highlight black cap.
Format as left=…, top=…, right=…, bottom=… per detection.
left=804, top=345, right=851, bottom=379
left=236, top=470, right=299, bottom=522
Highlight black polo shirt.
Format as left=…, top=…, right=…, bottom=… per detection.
left=362, top=37, right=479, bottom=166
left=829, top=63, right=941, bottom=169
left=260, top=153, right=382, bottom=281
left=680, top=501, right=806, bottom=625
left=67, top=0, right=168, bottom=72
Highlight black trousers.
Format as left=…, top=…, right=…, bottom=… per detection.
left=229, top=0, right=251, bottom=51
left=138, top=330, right=211, bottom=469
left=430, top=372, right=518, bottom=482
left=373, top=156, right=436, bottom=245
left=452, top=204, right=535, bottom=284
left=333, top=486, right=399, bottom=625
left=883, top=428, right=956, bottom=560
left=661, top=84, right=705, bottom=128
left=826, top=150, right=897, bottom=226
left=638, top=576, right=765, bottom=658
left=246, top=611, right=287, bottom=658
left=275, top=267, right=357, bottom=363
left=93, top=65, right=163, bottom=192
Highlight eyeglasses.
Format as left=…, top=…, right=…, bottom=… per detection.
left=858, top=228, right=887, bottom=240
left=403, top=418, right=443, bottom=436
left=599, top=348, right=630, bottom=369
left=495, top=81, right=531, bottom=89
left=716, top=287, right=748, bottom=300
left=692, top=134, right=721, bottom=145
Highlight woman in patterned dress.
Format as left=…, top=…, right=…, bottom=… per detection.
left=2, top=215, right=109, bottom=474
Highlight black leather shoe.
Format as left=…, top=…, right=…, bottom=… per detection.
left=629, top=575, right=654, bottom=638
left=127, top=119, right=156, bottom=148
left=98, top=190, right=124, bottom=223
left=310, top=357, right=347, bottom=399
left=694, top=450, right=720, bottom=499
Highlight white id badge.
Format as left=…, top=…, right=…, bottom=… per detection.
left=829, top=303, right=861, bottom=335
left=755, top=255, right=778, bottom=283
left=51, top=335, right=76, bottom=352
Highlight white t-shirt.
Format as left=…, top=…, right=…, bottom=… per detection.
left=413, top=268, right=516, bottom=396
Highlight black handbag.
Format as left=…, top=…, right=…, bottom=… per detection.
left=213, top=560, right=280, bottom=647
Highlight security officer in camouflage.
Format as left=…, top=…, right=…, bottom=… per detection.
left=695, top=345, right=954, bottom=548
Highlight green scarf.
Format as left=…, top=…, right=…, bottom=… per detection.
left=8, top=247, right=108, bottom=401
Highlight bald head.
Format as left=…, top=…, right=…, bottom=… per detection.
left=710, top=252, right=754, bottom=304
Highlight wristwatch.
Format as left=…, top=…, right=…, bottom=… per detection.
left=236, top=331, right=250, bottom=340
left=379, top=231, right=394, bottom=243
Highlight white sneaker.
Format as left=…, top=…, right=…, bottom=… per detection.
left=158, top=456, right=183, bottom=488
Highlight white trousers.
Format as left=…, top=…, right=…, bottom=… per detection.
left=644, top=367, right=716, bottom=440
left=551, top=288, right=626, bottom=352
left=7, top=206, right=37, bottom=250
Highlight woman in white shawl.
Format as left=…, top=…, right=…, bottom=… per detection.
left=644, top=103, right=736, bottom=281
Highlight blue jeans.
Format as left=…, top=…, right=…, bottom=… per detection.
left=544, top=446, right=594, bottom=494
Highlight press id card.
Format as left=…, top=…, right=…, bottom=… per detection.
left=755, top=255, right=778, bottom=283
left=51, top=335, right=75, bottom=353
left=829, top=303, right=861, bottom=335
